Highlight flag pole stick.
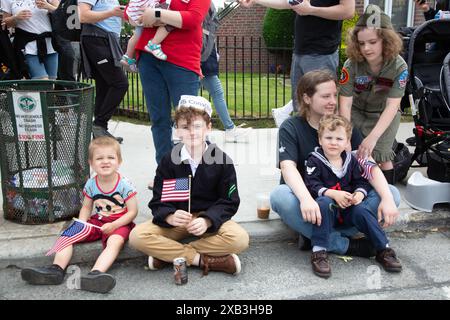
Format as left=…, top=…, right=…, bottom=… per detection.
left=188, top=175, right=192, bottom=214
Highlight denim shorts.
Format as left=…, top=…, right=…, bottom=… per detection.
left=24, top=53, right=59, bottom=79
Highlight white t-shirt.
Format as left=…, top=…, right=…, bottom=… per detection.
left=2, top=0, right=55, bottom=55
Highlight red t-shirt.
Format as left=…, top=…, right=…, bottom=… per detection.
left=135, top=0, right=210, bottom=76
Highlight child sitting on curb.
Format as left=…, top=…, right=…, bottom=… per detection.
left=129, top=95, right=249, bottom=275
left=21, top=137, right=138, bottom=293
left=304, top=115, right=402, bottom=278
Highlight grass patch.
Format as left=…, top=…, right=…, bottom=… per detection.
left=95, top=72, right=291, bottom=120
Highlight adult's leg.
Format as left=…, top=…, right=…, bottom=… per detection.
left=43, top=53, right=59, bottom=80
left=201, top=75, right=234, bottom=129
left=270, top=184, right=350, bottom=254
left=24, top=54, right=49, bottom=79
left=139, top=53, right=175, bottom=164
left=360, top=185, right=401, bottom=219
left=201, top=75, right=234, bottom=130
left=139, top=53, right=199, bottom=163
left=82, top=37, right=128, bottom=130
left=55, top=35, right=76, bottom=81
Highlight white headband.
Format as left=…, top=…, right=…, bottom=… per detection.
left=177, top=95, right=212, bottom=118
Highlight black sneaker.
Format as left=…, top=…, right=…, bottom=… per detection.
left=80, top=270, right=116, bottom=294
left=21, top=264, right=65, bottom=285
left=92, top=125, right=123, bottom=144
left=345, top=238, right=377, bottom=258
left=298, top=234, right=312, bottom=251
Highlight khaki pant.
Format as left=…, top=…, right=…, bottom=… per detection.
left=129, top=219, right=249, bottom=265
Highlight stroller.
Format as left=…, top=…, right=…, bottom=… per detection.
left=406, top=19, right=450, bottom=182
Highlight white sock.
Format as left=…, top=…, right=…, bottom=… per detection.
left=313, top=245, right=327, bottom=253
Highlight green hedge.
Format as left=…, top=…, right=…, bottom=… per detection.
left=262, top=9, right=295, bottom=50
left=339, top=13, right=359, bottom=69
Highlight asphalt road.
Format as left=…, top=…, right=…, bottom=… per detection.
left=1, top=231, right=449, bottom=302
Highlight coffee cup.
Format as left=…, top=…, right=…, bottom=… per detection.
left=256, top=193, right=270, bottom=219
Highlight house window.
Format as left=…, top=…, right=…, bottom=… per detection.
left=364, top=0, right=415, bottom=29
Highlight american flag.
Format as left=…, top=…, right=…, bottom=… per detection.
left=161, top=178, right=190, bottom=202
left=357, top=157, right=376, bottom=180
left=46, top=221, right=92, bottom=256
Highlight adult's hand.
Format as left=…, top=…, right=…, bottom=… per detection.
left=141, top=7, right=157, bottom=27
left=110, top=5, right=125, bottom=18
left=357, top=135, right=378, bottom=159
left=414, top=0, right=430, bottom=11
left=239, top=0, right=256, bottom=8
left=291, top=0, right=314, bottom=16
left=300, top=196, right=322, bottom=226
left=377, top=197, right=399, bottom=228
left=14, top=10, right=32, bottom=21
left=166, top=210, right=192, bottom=227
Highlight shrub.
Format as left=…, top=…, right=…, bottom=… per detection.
left=339, top=13, right=359, bottom=70
left=262, top=9, right=295, bottom=50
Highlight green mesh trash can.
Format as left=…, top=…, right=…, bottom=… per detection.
left=0, top=80, right=94, bottom=224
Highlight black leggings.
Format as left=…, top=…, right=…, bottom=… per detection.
left=82, top=36, right=128, bottom=129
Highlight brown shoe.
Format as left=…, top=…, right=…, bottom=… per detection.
left=311, top=250, right=331, bottom=278
left=148, top=256, right=169, bottom=270
left=376, top=248, right=402, bottom=273
left=200, top=254, right=241, bottom=275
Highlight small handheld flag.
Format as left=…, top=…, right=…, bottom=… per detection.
left=46, top=220, right=93, bottom=256
left=161, top=178, right=190, bottom=202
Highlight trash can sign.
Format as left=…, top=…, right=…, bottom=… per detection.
left=13, top=91, right=45, bottom=141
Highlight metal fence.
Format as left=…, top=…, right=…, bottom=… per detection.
left=101, top=35, right=294, bottom=121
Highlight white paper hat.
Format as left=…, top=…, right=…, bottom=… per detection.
left=177, top=95, right=212, bottom=118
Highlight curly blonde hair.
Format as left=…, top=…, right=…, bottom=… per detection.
left=345, top=26, right=403, bottom=63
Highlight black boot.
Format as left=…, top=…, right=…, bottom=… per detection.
left=382, top=169, right=396, bottom=185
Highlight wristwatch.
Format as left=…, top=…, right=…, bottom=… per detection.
left=155, top=10, right=161, bottom=21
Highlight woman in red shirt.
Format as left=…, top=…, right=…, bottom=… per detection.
left=137, top=0, right=210, bottom=165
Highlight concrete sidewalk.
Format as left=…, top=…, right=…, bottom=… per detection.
left=0, top=122, right=449, bottom=268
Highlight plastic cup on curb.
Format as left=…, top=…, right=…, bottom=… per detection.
left=256, top=193, right=270, bottom=219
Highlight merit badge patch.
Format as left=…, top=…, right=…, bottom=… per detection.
left=398, top=69, right=409, bottom=89
left=339, top=67, right=349, bottom=85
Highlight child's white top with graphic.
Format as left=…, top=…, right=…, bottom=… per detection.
left=126, top=0, right=160, bottom=24
left=2, top=0, right=56, bottom=55
left=83, top=173, right=137, bottom=218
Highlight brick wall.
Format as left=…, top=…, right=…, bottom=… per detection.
left=217, top=6, right=291, bottom=74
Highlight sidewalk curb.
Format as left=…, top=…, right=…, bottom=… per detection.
left=1, top=209, right=448, bottom=269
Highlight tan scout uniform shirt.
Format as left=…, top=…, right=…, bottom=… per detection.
left=339, top=56, right=408, bottom=162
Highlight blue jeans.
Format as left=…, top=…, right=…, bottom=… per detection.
left=201, top=75, right=234, bottom=130
left=313, top=196, right=389, bottom=251
left=24, top=53, right=58, bottom=79
left=270, top=184, right=400, bottom=255
left=290, top=50, right=339, bottom=111
left=138, top=53, right=200, bottom=164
